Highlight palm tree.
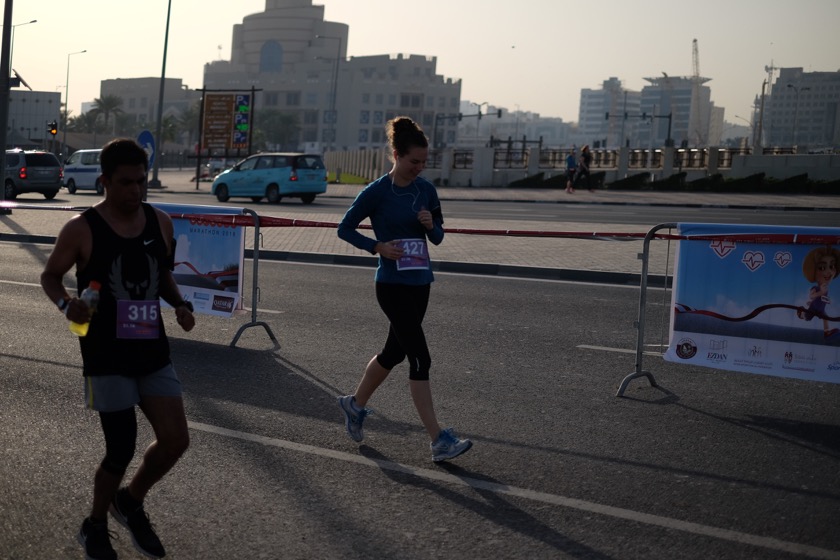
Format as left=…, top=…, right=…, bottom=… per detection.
left=178, top=101, right=201, bottom=146
left=91, top=95, right=124, bottom=135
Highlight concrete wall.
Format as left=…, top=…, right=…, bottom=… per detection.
left=325, top=147, right=840, bottom=187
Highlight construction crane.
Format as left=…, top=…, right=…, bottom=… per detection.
left=691, top=38, right=706, bottom=146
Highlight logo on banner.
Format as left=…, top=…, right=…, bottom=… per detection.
left=773, top=251, right=793, bottom=268
left=212, top=295, right=235, bottom=313
left=828, top=362, right=840, bottom=372
left=675, top=338, right=698, bottom=359
left=710, top=240, right=736, bottom=258
left=741, top=251, right=766, bottom=271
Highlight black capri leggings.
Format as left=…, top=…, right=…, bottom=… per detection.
left=375, top=282, right=432, bottom=380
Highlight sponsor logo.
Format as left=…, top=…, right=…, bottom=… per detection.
left=675, top=338, right=697, bottom=359
left=212, top=295, right=235, bottom=313
left=708, top=339, right=728, bottom=351
left=741, top=251, right=766, bottom=271
left=193, top=292, right=210, bottom=301
left=706, top=352, right=727, bottom=364
left=747, top=345, right=763, bottom=358
left=828, top=362, right=840, bottom=372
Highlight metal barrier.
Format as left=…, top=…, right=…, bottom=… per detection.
left=0, top=202, right=277, bottom=349
left=616, top=223, right=676, bottom=397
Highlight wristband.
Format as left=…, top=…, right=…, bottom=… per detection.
left=176, top=301, right=194, bottom=313
left=57, top=297, right=69, bottom=312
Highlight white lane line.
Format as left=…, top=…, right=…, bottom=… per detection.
left=188, top=421, right=840, bottom=560
left=578, top=344, right=664, bottom=356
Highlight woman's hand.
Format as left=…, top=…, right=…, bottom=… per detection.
left=375, top=240, right=405, bottom=260
left=417, top=207, right=433, bottom=230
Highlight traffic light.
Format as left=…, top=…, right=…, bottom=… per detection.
left=48, top=121, right=57, bottom=136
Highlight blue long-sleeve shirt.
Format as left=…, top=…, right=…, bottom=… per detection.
left=337, top=174, right=444, bottom=285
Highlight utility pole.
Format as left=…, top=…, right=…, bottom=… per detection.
left=0, top=0, right=13, bottom=214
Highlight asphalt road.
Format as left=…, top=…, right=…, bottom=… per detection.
left=1, top=243, right=839, bottom=560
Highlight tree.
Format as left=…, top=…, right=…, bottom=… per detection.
left=253, top=109, right=301, bottom=151
left=91, top=95, right=124, bottom=135
left=178, top=101, right=201, bottom=146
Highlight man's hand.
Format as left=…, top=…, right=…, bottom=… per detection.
left=175, top=305, right=195, bottom=332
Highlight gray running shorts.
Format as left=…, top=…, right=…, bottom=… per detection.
left=84, top=363, right=182, bottom=412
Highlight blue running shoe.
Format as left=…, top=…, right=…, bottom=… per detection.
left=431, top=427, right=473, bottom=462
left=338, top=395, right=371, bottom=442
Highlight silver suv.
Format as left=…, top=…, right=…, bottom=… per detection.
left=4, top=149, right=63, bottom=200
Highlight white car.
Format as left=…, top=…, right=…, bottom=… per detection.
left=63, top=149, right=103, bottom=194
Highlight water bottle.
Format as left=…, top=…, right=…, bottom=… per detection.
left=69, top=280, right=101, bottom=337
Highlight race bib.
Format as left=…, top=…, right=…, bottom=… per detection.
left=395, top=238, right=430, bottom=271
left=116, top=300, right=160, bottom=339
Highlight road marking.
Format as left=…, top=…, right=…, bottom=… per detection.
left=189, top=420, right=840, bottom=559
left=578, top=344, right=664, bottom=356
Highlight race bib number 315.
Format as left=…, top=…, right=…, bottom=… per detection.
left=395, top=238, right=430, bottom=271
left=116, top=300, right=160, bottom=339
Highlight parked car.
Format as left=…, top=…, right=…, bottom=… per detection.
left=63, top=148, right=103, bottom=194
left=210, top=152, right=328, bottom=204
left=4, top=149, right=63, bottom=200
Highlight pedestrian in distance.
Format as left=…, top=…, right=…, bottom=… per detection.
left=41, top=138, right=196, bottom=560
left=336, top=116, right=473, bottom=462
left=565, top=148, right=577, bottom=193
left=577, top=144, right=594, bottom=192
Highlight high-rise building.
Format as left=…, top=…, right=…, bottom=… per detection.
left=578, top=78, right=640, bottom=148
left=202, top=0, right=462, bottom=151
left=764, top=67, right=840, bottom=148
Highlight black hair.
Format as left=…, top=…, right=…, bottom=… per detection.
left=100, top=138, right=149, bottom=178
left=386, top=117, right=428, bottom=157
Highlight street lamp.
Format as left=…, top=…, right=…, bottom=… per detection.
left=62, top=49, right=86, bottom=159
left=9, top=19, right=36, bottom=69
left=733, top=115, right=754, bottom=139
left=472, top=101, right=488, bottom=145
left=315, top=34, right=342, bottom=152
left=786, top=83, right=810, bottom=146
left=149, top=0, right=172, bottom=190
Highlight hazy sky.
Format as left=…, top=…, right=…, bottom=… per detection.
left=8, top=0, right=840, bottom=124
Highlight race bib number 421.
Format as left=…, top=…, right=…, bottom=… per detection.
left=116, top=300, right=160, bottom=339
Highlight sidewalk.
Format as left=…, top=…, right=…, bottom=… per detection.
left=2, top=169, right=838, bottom=282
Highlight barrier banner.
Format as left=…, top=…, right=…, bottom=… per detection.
left=151, top=203, right=245, bottom=317
left=664, top=223, right=840, bottom=383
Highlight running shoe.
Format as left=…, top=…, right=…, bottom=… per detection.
left=431, top=427, right=473, bottom=462
left=338, top=395, right=371, bottom=442
left=77, top=517, right=117, bottom=560
left=110, top=487, right=166, bottom=558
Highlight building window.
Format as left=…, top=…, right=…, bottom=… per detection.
left=259, top=41, right=284, bottom=73
left=373, top=111, right=383, bottom=125
left=375, top=94, right=384, bottom=105
left=372, top=128, right=383, bottom=144
left=264, top=92, right=279, bottom=107
left=303, top=110, right=318, bottom=125
left=362, top=93, right=370, bottom=104
left=306, top=92, right=318, bottom=106
left=286, top=91, right=301, bottom=106
left=358, top=129, right=369, bottom=143
left=359, top=110, right=370, bottom=124
left=141, top=98, right=148, bottom=108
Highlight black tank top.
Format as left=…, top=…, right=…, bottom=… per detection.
left=77, top=203, right=171, bottom=376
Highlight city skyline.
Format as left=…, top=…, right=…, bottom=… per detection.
left=7, top=0, right=840, bottom=124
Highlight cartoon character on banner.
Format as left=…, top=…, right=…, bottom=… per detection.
left=796, top=245, right=840, bottom=340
